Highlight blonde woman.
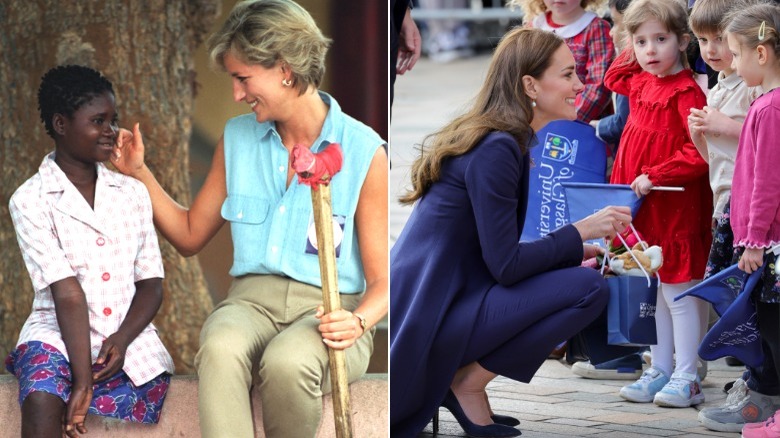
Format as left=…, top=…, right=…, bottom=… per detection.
left=112, top=0, right=388, bottom=436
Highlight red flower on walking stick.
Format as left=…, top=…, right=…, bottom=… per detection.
left=291, top=142, right=353, bottom=438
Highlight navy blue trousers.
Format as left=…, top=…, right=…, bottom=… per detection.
left=460, top=267, right=610, bottom=382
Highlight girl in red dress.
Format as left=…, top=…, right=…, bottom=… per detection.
left=604, top=0, right=712, bottom=408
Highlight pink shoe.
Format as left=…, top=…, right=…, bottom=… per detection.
left=742, top=409, right=780, bottom=437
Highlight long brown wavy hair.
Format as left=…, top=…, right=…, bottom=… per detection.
left=399, top=27, right=565, bottom=205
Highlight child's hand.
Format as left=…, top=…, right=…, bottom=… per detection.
left=64, top=383, right=92, bottom=437
left=315, top=305, right=363, bottom=350
left=739, top=247, right=765, bottom=274
left=111, top=122, right=146, bottom=178
left=687, top=109, right=708, bottom=156
left=92, top=333, right=129, bottom=383
left=589, top=119, right=600, bottom=130
left=630, top=174, right=653, bottom=197
left=689, top=106, right=732, bottom=137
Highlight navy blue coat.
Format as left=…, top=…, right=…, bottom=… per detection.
left=390, top=132, right=585, bottom=437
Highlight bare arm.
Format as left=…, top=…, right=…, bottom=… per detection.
left=317, top=147, right=389, bottom=349
left=92, top=278, right=163, bottom=382
left=50, top=277, right=92, bottom=437
left=112, top=124, right=226, bottom=256
left=396, top=7, right=421, bottom=75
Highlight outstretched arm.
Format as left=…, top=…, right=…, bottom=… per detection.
left=466, top=133, right=632, bottom=285
left=112, top=123, right=226, bottom=256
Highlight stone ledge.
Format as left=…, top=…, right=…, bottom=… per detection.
left=0, top=373, right=388, bottom=437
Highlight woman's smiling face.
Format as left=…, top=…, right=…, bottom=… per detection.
left=529, top=44, right=584, bottom=128
left=223, top=51, right=290, bottom=123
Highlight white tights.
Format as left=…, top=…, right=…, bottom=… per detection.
left=650, top=281, right=709, bottom=376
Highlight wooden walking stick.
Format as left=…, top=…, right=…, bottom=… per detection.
left=292, top=143, right=352, bottom=438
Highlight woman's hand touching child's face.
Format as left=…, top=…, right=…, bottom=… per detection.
left=111, top=123, right=146, bottom=177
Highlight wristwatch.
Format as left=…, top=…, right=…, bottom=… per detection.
left=354, top=312, right=367, bottom=334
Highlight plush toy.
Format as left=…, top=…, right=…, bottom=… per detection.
left=610, top=243, right=663, bottom=277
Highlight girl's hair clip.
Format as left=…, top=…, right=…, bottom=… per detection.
left=759, top=20, right=767, bottom=41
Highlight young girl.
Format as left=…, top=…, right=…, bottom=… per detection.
left=5, top=65, right=173, bottom=436
left=604, top=0, right=713, bottom=407
left=510, top=0, right=615, bottom=123
left=722, top=4, right=780, bottom=436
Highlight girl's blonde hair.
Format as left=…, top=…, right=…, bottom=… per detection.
left=507, top=0, right=607, bottom=23
left=207, top=0, right=332, bottom=96
left=400, top=28, right=564, bottom=205
left=622, top=0, right=691, bottom=68
left=726, top=3, right=780, bottom=59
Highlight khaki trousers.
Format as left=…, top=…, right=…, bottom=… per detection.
left=195, top=275, right=374, bottom=438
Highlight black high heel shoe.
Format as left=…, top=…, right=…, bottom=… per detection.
left=491, top=414, right=520, bottom=427
left=437, top=390, right=522, bottom=437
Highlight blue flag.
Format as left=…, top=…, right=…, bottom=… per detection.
left=698, top=267, right=764, bottom=368
left=520, top=120, right=607, bottom=242
left=673, top=264, right=747, bottom=317
left=561, top=182, right=643, bottom=223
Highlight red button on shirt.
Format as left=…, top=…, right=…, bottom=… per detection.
left=103, top=307, right=112, bottom=316
left=101, top=272, right=111, bottom=281
left=96, top=237, right=105, bottom=246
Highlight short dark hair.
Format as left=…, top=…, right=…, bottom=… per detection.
left=37, top=65, right=114, bottom=138
left=689, top=0, right=759, bottom=35
left=609, top=0, right=633, bottom=14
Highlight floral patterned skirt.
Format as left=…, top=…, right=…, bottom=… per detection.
left=706, top=199, right=780, bottom=303
left=4, top=341, right=170, bottom=423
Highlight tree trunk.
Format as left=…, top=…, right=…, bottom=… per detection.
left=0, top=0, right=220, bottom=374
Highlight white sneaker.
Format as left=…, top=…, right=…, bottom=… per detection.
left=620, top=366, right=670, bottom=403
left=640, top=351, right=707, bottom=381
left=654, top=372, right=705, bottom=407
left=571, top=360, right=642, bottom=380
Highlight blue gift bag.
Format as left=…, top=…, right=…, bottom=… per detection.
left=607, top=275, right=659, bottom=346
left=521, top=120, right=607, bottom=242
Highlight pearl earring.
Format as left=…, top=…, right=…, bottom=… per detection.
left=282, top=78, right=292, bottom=87
left=531, top=100, right=537, bottom=108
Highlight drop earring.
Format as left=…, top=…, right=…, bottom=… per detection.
left=531, top=100, right=537, bottom=108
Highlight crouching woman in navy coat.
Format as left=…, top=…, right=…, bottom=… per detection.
left=390, top=27, right=633, bottom=438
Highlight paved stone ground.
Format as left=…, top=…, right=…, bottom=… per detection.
left=390, top=54, right=746, bottom=437
left=422, top=358, right=741, bottom=437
